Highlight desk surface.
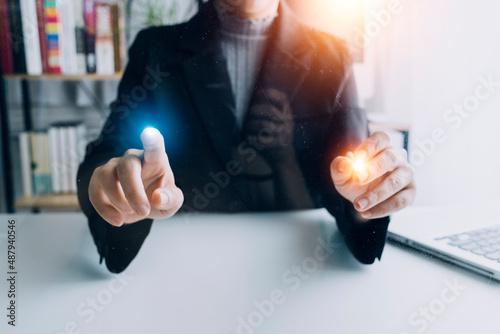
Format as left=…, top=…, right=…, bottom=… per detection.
left=1, top=208, right=498, bottom=334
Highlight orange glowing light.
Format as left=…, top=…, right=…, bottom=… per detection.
left=351, top=158, right=366, bottom=173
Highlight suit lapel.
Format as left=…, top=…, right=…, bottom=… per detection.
left=179, top=4, right=239, bottom=165
left=181, top=52, right=239, bottom=165
left=177, top=2, right=315, bottom=165
left=251, top=2, right=314, bottom=113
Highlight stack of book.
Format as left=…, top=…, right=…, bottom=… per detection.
left=19, top=122, right=87, bottom=197
left=0, top=0, right=126, bottom=75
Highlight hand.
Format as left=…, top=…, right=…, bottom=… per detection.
left=242, top=88, right=295, bottom=166
left=330, top=131, right=416, bottom=219
left=89, top=128, right=184, bottom=226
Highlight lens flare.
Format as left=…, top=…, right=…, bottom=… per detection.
left=351, top=158, right=365, bottom=173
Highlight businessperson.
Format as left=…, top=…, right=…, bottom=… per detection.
left=77, top=0, right=416, bottom=273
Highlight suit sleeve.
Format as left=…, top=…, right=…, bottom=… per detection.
left=77, top=30, right=157, bottom=273
left=321, top=54, right=390, bottom=265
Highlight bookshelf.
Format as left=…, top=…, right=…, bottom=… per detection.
left=0, top=73, right=122, bottom=212
left=15, top=194, right=80, bottom=211
left=0, top=0, right=131, bottom=212
left=4, top=73, right=123, bottom=81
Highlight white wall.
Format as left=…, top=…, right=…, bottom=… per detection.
left=373, top=0, right=500, bottom=205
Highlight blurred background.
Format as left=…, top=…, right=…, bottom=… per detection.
left=1, top=0, right=500, bottom=212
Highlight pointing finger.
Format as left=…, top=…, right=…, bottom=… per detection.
left=141, top=127, right=167, bottom=165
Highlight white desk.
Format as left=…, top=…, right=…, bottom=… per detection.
left=0, top=208, right=498, bottom=334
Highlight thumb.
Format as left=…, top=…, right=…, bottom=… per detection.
left=330, top=156, right=353, bottom=187
left=140, top=127, right=167, bottom=165
left=151, top=186, right=184, bottom=212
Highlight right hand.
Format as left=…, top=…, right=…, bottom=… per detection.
left=89, top=128, right=184, bottom=226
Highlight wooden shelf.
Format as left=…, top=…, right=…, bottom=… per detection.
left=15, top=194, right=80, bottom=211
left=3, top=72, right=123, bottom=81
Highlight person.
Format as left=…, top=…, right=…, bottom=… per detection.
left=77, top=0, right=416, bottom=273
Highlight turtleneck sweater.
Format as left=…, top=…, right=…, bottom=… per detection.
left=214, top=2, right=278, bottom=127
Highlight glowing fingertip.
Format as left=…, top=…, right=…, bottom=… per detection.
left=351, top=159, right=365, bottom=173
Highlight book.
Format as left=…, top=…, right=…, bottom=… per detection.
left=59, top=0, right=79, bottom=74
left=66, top=126, right=78, bottom=192
left=95, top=2, right=114, bottom=75
left=111, top=2, right=126, bottom=73
left=35, top=0, right=49, bottom=73
left=73, top=0, right=87, bottom=74
left=59, top=126, right=70, bottom=192
left=30, top=132, right=52, bottom=195
left=0, top=0, right=14, bottom=74
left=19, top=132, right=33, bottom=197
left=20, top=0, right=43, bottom=75
left=48, top=126, right=61, bottom=193
left=83, top=0, right=96, bottom=73
left=50, top=122, right=87, bottom=194
left=7, top=0, right=27, bottom=73
left=44, top=0, right=63, bottom=74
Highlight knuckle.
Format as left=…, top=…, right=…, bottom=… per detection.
left=371, top=159, right=383, bottom=174
left=124, top=149, right=137, bottom=157
left=117, top=157, right=136, bottom=175
left=395, top=196, right=406, bottom=210
left=385, top=149, right=398, bottom=166
left=370, top=190, right=383, bottom=202
left=387, top=176, right=401, bottom=192
left=375, top=131, right=391, bottom=144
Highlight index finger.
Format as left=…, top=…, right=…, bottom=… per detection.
left=140, top=127, right=167, bottom=165
left=354, top=131, right=391, bottom=159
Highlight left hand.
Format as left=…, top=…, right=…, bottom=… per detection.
left=330, top=131, right=416, bottom=219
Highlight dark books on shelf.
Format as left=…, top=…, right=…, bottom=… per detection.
left=0, top=0, right=14, bottom=73
left=7, top=0, right=27, bottom=74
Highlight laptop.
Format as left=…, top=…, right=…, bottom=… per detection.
left=387, top=199, right=500, bottom=281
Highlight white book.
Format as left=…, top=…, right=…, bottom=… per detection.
left=95, top=3, right=115, bottom=75
left=75, top=123, right=87, bottom=161
left=19, top=132, right=33, bottom=197
left=59, top=127, right=70, bottom=193
left=48, top=127, right=61, bottom=194
left=67, top=126, right=78, bottom=193
left=59, top=1, right=79, bottom=74
left=20, top=0, right=42, bottom=75
left=73, top=0, right=87, bottom=74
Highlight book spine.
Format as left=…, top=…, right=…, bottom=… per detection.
left=95, top=3, right=114, bottom=75
left=111, top=2, right=125, bottom=73
left=7, top=0, right=27, bottom=73
left=73, top=0, right=87, bottom=74
left=20, top=0, right=42, bottom=75
left=59, top=0, right=78, bottom=74
left=35, top=0, right=49, bottom=73
left=44, top=0, right=63, bottom=74
left=76, top=124, right=87, bottom=157
left=59, top=126, right=69, bottom=193
left=83, top=0, right=96, bottom=73
left=19, top=131, right=33, bottom=197
left=30, top=132, right=52, bottom=195
left=67, top=125, right=78, bottom=193
left=0, top=0, right=14, bottom=74
left=48, top=127, right=61, bottom=194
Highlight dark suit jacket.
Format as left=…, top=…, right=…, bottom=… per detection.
left=77, top=2, right=390, bottom=273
